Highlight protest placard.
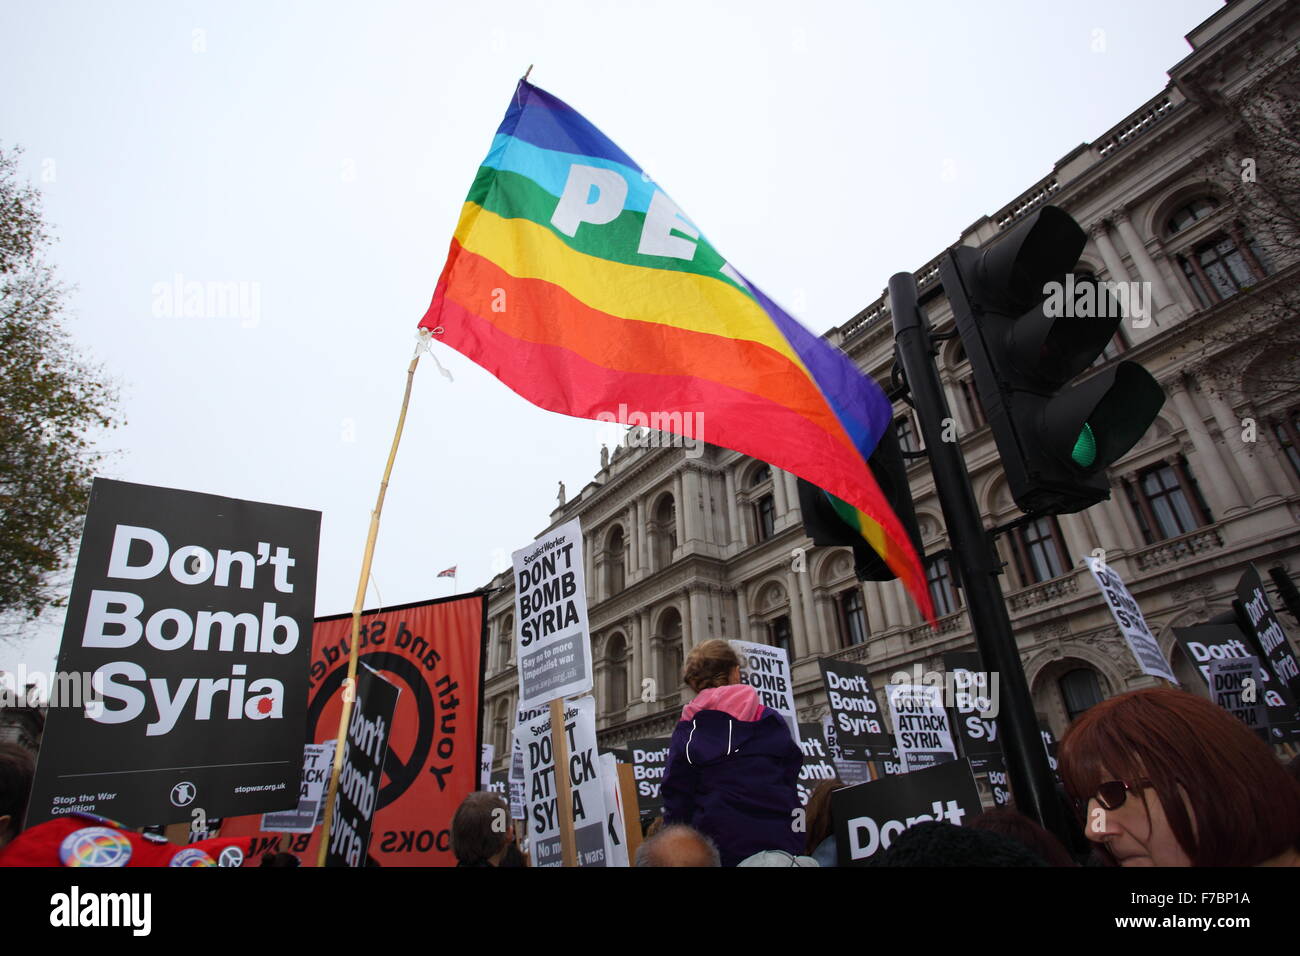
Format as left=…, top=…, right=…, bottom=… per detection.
left=1238, top=565, right=1300, bottom=701
left=730, top=639, right=800, bottom=745
left=326, top=663, right=400, bottom=867
left=943, top=651, right=1002, bottom=773
left=261, top=742, right=336, bottom=833
left=218, top=593, right=487, bottom=866
left=818, top=658, right=890, bottom=760
left=512, top=518, right=593, bottom=710
left=1087, top=557, right=1178, bottom=684
left=832, top=759, right=982, bottom=866
left=480, top=743, right=495, bottom=790
left=1209, top=656, right=1269, bottom=738
left=25, top=479, right=321, bottom=828
left=796, top=722, right=839, bottom=805
left=1173, top=622, right=1300, bottom=742
left=886, top=683, right=958, bottom=772
left=599, top=753, right=630, bottom=867
left=628, top=737, right=671, bottom=815
left=820, top=715, right=873, bottom=786
left=515, top=695, right=607, bottom=867
left=508, top=735, right=527, bottom=820
left=487, top=770, right=509, bottom=798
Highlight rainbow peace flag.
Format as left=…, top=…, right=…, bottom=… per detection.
left=420, top=78, right=935, bottom=624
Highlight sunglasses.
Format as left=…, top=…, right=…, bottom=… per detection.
left=1075, top=779, right=1152, bottom=813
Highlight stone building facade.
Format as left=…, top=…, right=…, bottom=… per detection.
left=481, top=0, right=1300, bottom=774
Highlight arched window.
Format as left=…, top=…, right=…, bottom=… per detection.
left=1058, top=668, right=1104, bottom=723
left=767, top=615, right=792, bottom=656
left=498, top=615, right=514, bottom=670
left=605, top=526, right=626, bottom=595
left=1123, top=458, right=1212, bottom=543
left=751, top=464, right=772, bottom=488
left=926, top=555, right=961, bottom=617
left=754, top=494, right=775, bottom=542
left=1165, top=197, right=1270, bottom=307
left=659, top=608, right=684, bottom=691
left=492, top=698, right=510, bottom=756
left=653, top=495, right=677, bottom=568
left=605, top=634, right=628, bottom=713
left=838, top=588, right=868, bottom=647
left=1166, top=197, right=1218, bottom=235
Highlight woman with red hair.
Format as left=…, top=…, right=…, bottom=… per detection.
left=1060, top=687, right=1300, bottom=867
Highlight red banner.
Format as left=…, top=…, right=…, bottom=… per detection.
left=219, top=593, right=487, bottom=865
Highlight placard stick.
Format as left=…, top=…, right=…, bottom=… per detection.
left=616, top=762, right=642, bottom=865
left=317, top=339, right=425, bottom=867
left=549, top=697, right=578, bottom=867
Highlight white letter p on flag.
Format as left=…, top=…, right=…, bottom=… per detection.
left=551, top=164, right=628, bottom=237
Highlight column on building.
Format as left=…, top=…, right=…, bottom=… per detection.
left=785, top=570, right=809, bottom=661
left=585, top=533, right=596, bottom=604
left=628, top=612, right=642, bottom=697
left=679, top=590, right=693, bottom=650
left=797, top=564, right=818, bottom=654
left=673, top=472, right=686, bottom=551
left=687, top=587, right=707, bottom=648
left=627, top=503, right=640, bottom=580
left=1095, top=218, right=1160, bottom=346
left=1166, top=377, right=1246, bottom=517
left=723, top=467, right=741, bottom=551
left=635, top=497, right=648, bottom=576
left=862, top=579, right=886, bottom=635
left=1055, top=511, right=1091, bottom=566
left=784, top=471, right=801, bottom=522
left=1090, top=220, right=1132, bottom=285
left=881, top=579, right=903, bottom=630
left=640, top=608, right=655, bottom=692
left=1206, top=392, right=1283, bottom=507
left=1102, top=478, right=1144, bottom=554
left=1111, top=207, right=1175, bottom=316
left=682, top=469, right=701, bottom=546
left=771, top=467, right=790, bottom=524
left=942, top=377, right=967, bottom=434
left=736, top=585, right=750, bottom=644
left=817, top=592, right=839, bottom=655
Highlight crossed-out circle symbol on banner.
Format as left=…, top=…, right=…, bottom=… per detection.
left=307, top=651, right=436, bottom=812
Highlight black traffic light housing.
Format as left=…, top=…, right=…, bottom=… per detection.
left=797, top=422, right=924, bottom=581
left=939, top=205, right=1165, bottom=515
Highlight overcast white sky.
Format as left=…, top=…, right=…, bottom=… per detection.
left=0, top=0, right=1223, bottom=674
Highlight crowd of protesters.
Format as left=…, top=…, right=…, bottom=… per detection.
left=2, top=637, right=1298, bottom=867
left=437, top=641, right=1300, bottom=868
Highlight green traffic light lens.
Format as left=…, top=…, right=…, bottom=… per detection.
left=1072, top=423, right=1097, bottom=468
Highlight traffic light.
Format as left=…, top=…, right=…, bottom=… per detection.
left=939, top=205, right=1165, bottom=515
left=797, top=422, right=924, bottom=581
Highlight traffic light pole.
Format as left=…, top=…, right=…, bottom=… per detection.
left=889, top=271, right=1072, bottom=845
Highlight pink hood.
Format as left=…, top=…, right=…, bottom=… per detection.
left=682, top=684, right=764, bottom=722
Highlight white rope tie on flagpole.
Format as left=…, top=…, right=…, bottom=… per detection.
left=416, top=326, right=454, bottom=382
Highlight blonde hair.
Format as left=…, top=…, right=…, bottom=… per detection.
left=682, top=639, right=741, bottom=692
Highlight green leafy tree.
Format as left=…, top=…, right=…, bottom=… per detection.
left=0, top=145, right=121, bottom=623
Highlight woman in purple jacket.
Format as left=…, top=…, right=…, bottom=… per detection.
left=661, top=639, right=803, bottom=866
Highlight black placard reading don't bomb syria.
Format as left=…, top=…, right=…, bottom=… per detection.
left=26, top=479, right=320, bottom=828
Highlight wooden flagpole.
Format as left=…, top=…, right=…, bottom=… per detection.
left=316, top=336, right=426, bottom=867
left=549, top=697, right=579, bottom=867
